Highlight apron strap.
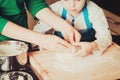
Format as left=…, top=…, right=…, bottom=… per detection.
left=61, top=8, right=67, bottom=20
left=61, top=4, right=92, bottom=29
left=82, top=4, right=92, bottom=29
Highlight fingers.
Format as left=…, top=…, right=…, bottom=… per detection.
left=55, top=43, right=70, bottom=51
left=72, top=42, right=89, bottom=57
left=64, top=32, right=74, bottom=44
left=72, top=42, right=81, bottom=47
left=74, top=30, right=81, bottom=42
left=69, top=33, right=74, bottom=44
left=75, top=50, right=88, bottom=57
left=68, top=30, right=81, bottom=44
left=74, top=47, right=92, bottom=57
left=58, top=38, right=76, bottom=53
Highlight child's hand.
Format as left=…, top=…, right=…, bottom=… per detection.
left=72, top=42, right=94, bottom=57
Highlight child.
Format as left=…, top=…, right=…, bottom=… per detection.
left=34, top=0, right=112, bottom=56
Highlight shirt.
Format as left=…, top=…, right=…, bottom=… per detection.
left=34, top=1, right=112, bottom=55
left=0, top=0, right=48, bottom=41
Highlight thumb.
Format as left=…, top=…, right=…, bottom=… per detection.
left=74, top=30, right=81, bottom=42
left=69, top=33, right=75, bottom=44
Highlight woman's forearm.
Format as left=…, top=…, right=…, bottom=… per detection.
left=2, top=21, right=43, bottom=45
left=35, top=8, right=81, bottom=43
left=36, top=8, right=73, bottom=32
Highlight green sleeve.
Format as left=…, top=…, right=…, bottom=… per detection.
left=0, top=16, right=8, bottom=33
left=25, top=0, right=48, bottom=18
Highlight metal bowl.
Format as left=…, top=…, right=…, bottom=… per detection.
left=0, top=71, right=33, bottom=80
left=0, top=41, right=28, bottom=56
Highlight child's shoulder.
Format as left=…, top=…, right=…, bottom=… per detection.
left=49, top=1, right=62, bottom=8
left=87, top=1, right=103, bottom=11
left=49, top=1, right=62, bottom=15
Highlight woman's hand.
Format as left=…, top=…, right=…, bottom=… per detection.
left=60, top=27, right=81, bottom=44
left=36, top=8, right=81, bottom=44
left=38, top=34, right=75, bottom=52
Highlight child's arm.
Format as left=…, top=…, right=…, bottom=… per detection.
left=91, top=7, right=112, bottom=55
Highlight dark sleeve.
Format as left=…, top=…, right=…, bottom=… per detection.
left=0, top=16, right=8, bottom=33
left=25, top=0, right=48, bottom=18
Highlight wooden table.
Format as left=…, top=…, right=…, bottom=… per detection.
left=29, top=43, right=120, bottom=80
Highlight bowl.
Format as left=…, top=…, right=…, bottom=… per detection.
left=0, top=41, right=28, bottom=56
left=0, top=71, right=33, bottom=80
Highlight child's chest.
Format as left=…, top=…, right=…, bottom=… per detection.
left=66, top=14, right=88, bottom=30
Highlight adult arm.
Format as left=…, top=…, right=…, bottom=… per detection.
left=25, top=0, right=81, bottom=43
left=1, top=20, right=74, bottom=51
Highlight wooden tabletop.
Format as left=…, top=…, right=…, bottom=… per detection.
left=29, top=43, right=120, bottom=80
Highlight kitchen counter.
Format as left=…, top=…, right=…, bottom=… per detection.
left=92, top=0, right=120, bottom=16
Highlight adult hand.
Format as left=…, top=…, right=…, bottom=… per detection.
left=36, top=8, right=81, bottom=43
left=38, top=34, right=75, bottom=52
left=60, top=27, right=81, bottom=44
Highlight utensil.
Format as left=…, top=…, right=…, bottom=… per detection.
left=0, top=71, right=33, bottom=80
left=0, top=41, right=28, bottom=71
left=0, top=40, right=28, bottom=56
left=0, top=56, right=6, bottom=70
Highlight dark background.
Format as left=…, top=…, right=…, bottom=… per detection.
left=92, top=0, right=120, bottom=16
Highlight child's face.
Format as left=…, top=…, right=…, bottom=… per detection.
left=61, top=0, right=86, bottom=16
